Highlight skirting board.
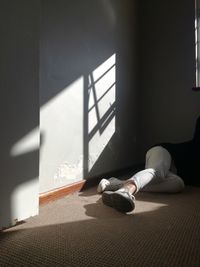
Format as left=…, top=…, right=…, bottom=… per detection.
left=39, top=180, right=86, bottom=205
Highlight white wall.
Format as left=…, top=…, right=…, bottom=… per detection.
left=138, top=0, right=200, bottom=160
left=0, top=0, right=40, bottom=228
left=39, top=0, right=139, bottom=193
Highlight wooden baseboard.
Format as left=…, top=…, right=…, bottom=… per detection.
left=39, top=180, right=86, bottom=205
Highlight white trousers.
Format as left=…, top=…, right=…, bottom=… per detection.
left=129, top=146, right=185, bottom=193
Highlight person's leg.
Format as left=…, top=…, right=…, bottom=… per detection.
left=145, top=146, right=172, bottom=177
left=124, top=146, right=172, bottom=193
left=102, top=146, right=176, bottom=212
left=141, top=172, right=185, bottom=193
left=99, top=146, right=171, bottom=194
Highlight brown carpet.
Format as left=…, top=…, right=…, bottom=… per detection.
left=1, top=186, right=200, bottom=267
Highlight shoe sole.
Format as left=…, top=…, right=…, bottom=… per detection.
left=102, top=191, right=135, bottom=213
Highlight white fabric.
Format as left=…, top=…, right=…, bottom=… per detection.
left=129, top=146, right=185, bottom=193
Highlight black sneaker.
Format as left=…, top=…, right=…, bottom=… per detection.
left=102, top=188, right=135, bottom=213
left=97, top=178, right=124, bottom=193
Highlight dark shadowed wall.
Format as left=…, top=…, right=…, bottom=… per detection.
left=138, top=0, right=200, bottom=160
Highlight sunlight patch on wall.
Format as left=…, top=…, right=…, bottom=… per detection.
left=40, top=76, right=84, bottom=192
left=88, top=54, right=116, bottom=171
left=54, top=157, right=83, bottom=187
left=11, top=178, right=39, bottom=224
left=10, top=127, right=39, bottom=157
left=9, top=129, right=39, bottom=225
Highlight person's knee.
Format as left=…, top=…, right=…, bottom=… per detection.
left=146, top=146, right=167, bottom=158
left=171, top=178, right=185, bottom=193
left=145, top=146, right=171, bottom=178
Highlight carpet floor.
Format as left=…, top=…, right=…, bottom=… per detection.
left=1, top=186, right=200, bottom=267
